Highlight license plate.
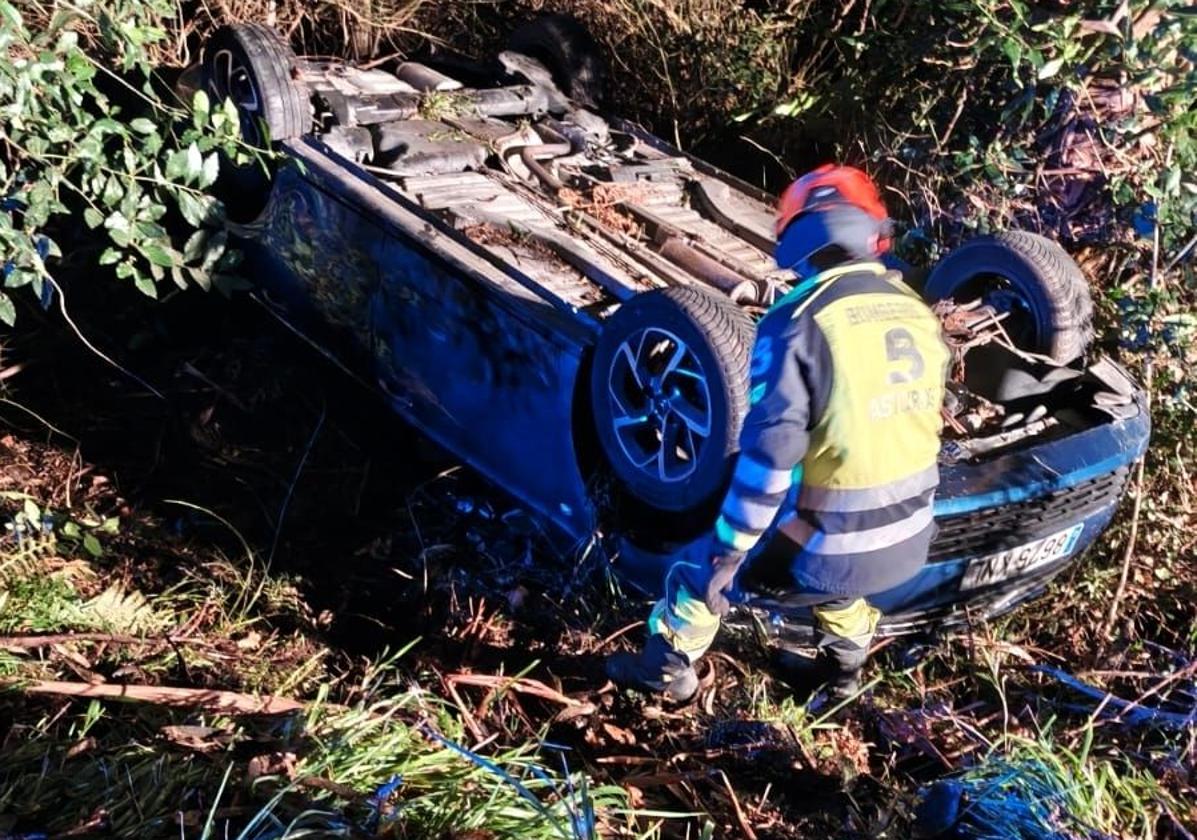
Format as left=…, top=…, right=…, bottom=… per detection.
left=960, top=523, right=1085, bottom=591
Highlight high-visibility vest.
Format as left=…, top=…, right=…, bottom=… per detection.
left=715, top=261, right=949, bottom=595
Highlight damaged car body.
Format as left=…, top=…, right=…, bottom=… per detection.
left=191, top=19, right=1150, bottom=641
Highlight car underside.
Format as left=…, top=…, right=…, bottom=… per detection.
left=191, top=19, right=1151, bottom=637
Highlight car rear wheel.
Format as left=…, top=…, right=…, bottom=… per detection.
left=923, top=230, right=1095, bottom=364
left=590, top=286, right=753, bottom=536
left=506, top=14, right=608, bottom=107
left=201, top=24, right=310, bottom=222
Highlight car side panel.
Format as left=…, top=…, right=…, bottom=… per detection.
left=239, top=148, right=597, bottom=542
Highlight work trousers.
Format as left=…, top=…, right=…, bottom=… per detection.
left=649, top=533, right=882, bottom=664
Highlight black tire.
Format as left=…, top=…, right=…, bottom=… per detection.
left=201, top=24, right=309, bottom=221
left=924, top=230, right=1095, bottom=363
left=590, top=286, right=754, bottom=524
left=506, top=15, right=608, bottom=107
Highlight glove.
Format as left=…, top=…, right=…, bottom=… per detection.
left=704, top=548, right=747, bottom=617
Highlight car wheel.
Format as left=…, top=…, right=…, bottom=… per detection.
left=924, top=230, right=1095, bottom=364
left=591, top=286, right=754, bottom=534
left=201, top=24, right=310, bottom=222
left=506, top=14, right=608, bottom=107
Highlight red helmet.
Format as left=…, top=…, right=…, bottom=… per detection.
left=776, top=164, right=889, bottom=239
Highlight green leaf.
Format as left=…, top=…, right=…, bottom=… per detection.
left=98, top=247, right=121, bottom=265
left=136, top=220, right=167, bottom=240
left=176, top=191, right=218, bottom=226
left=183, top=229, right=208, bottom=262
left=82, top=532, right=103, bottom=558
left=165, top=149, right=189, bottom=181
left=83, top=207, right=104, bottom=228
left=133, top=271, right=157, bottom=299
left=61, top=521, right=81, bottom=539
left=1037, top=57, right=1064, bottom=80
left=1166, top=167, right=1182, bottom=195
left=186, top=265, right=211, bottom=291
left=102, top=175, right=124, bottom=207
left=129, top=117, right=157, bottom=134
left=23, top=498, right=39, bottom=522
left=6, top=267, right=38, bottom=288
left=1002, top=38, right=1023, bottom=75
left=76, top=135, right=102, bottom=160
left=200, top=152, right=219, bottom=189
left=186, top=142, right=203, bottom=181
left=0, top=291, right=15, bottom=326
left=192, top=89, right=210, bottom=130
left=142, top=243, right=177, bottom=268
left=201, top=229, right=228, bottom=271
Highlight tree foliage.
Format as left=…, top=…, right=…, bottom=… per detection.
left=0, top=0, right=244, bottom=325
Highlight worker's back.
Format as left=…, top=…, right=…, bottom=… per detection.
left=745, top=260, right=949, bottom=595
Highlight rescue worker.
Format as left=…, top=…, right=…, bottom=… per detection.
left=606, top=165, right=949, bottom=702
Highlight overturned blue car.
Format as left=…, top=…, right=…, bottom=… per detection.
left=192, top=19, right=1150, bottom=640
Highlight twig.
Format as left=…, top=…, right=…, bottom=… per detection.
left=45, top=276, right=165, bottom=400
left=0, top=362, right=24, bottom=380
left=1100, top=198, right=1159, bottom=645
left=267, top=402, right=326, bottom=567
left=445, top=673, right=592, bottom=709
left=717, top=769, right=758, bottom=840
left=0, top=632, right=174, bottom=649
left=5, top=678, right=306, bottom=715
left=1164, top=229, right=1197, bottom=273
left=597, top=620, right=643, bottom=650
left=1034, top=666, right=1197, bottom=731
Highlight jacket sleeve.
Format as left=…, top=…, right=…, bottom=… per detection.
left=713, top=311, right=831, bottom=554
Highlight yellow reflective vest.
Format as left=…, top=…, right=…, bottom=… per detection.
left=714, top=261, right=949, bottom=595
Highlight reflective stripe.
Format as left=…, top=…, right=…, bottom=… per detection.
left=716, top=516, right=759, bottom=552
left=721, top=494, right=783, bottom=532
left=648, top=587, right=720, bottom=662
left=733, top=454, right=793, bottom=494
left=813, top=598, right=880, bottom=647
left=769, top=261, right=886, bottom=315
left=781, top=503, right=934, bottom=555
left=799, top=465, right=940, bottom=512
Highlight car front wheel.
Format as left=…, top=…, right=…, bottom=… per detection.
left=590, top=286, right=754, bottom=540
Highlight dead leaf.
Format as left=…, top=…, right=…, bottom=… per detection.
left=602, top=721, right=637, bottom=745
left=65, top=736, right=97, bottom=759
left=246, top=751, right=298, bottom=781
left=623, top=784, right=645, bottom=809
left=162, top=724, right=233, bottom=753
left=235, top=630, right=262, bottom=651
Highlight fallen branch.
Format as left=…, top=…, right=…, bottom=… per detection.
left=717, top=769, right=759, bottom=840
left=5, top=679, right=305, bottom=715
left=1034, top=666, right=1197, bottom=731
left=0, top=632, right=174, bottom=650
left=445, top=672, right=593, bottom=709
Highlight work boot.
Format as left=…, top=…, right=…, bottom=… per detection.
left=605, top=634, right=699, bottom=703
left=774, top=640, right=868, bottom=701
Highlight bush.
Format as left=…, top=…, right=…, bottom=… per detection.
left=0, top=0, right=245, bottom=324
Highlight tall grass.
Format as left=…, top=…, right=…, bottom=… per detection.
left=0, top=653, right=652, bottom=839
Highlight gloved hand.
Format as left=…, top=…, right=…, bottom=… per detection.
left=704, top=548, right=747, bottom=616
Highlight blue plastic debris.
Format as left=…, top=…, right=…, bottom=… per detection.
left=1132, top=201, right=1157, bottom=238
left=362, top=773, right=403, bottom=832
left=421, top=725, right=592, bottom=840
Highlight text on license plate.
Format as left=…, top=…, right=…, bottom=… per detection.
left=960, top=523, right=1085, bottom=591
